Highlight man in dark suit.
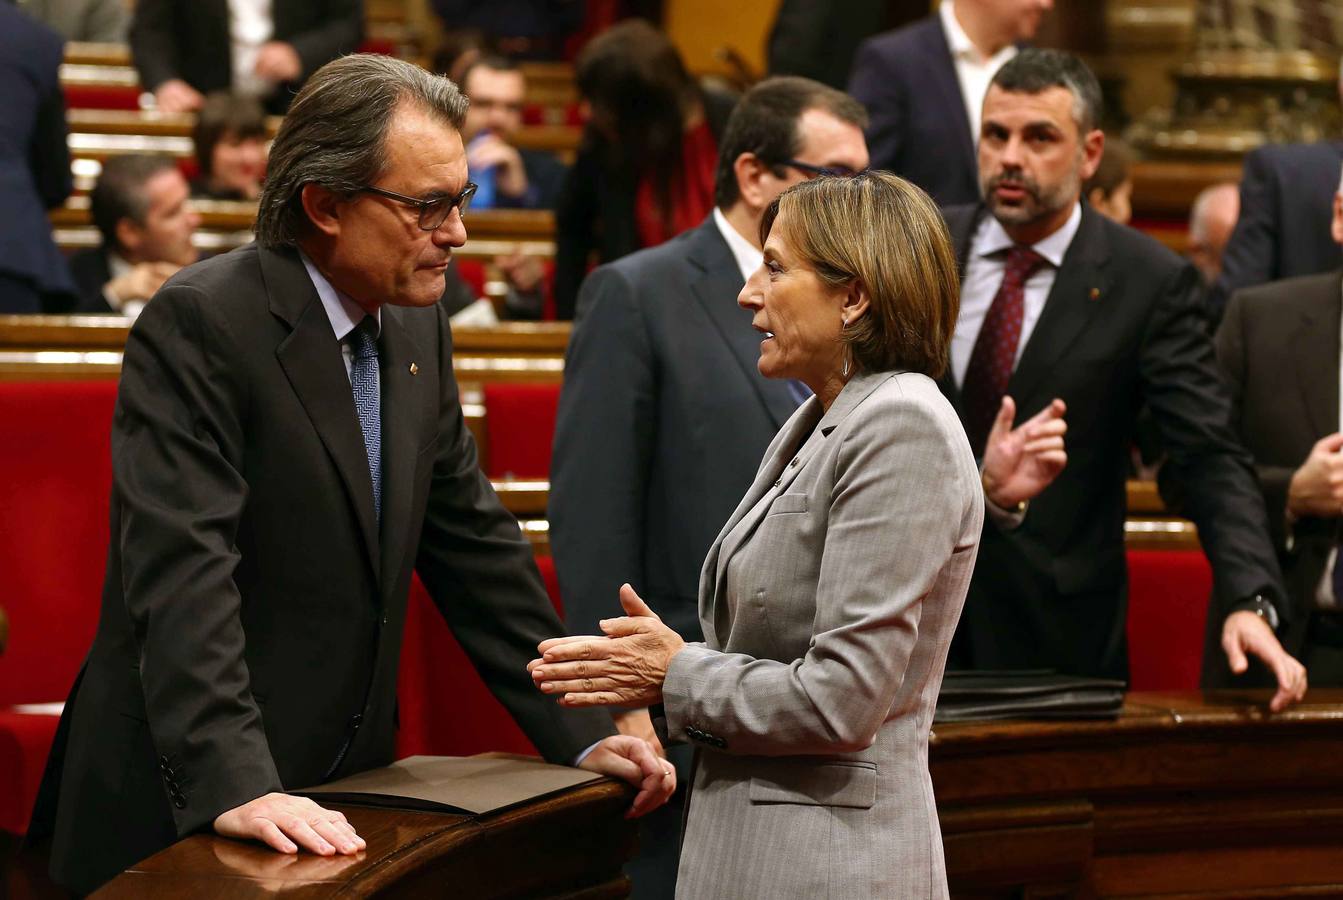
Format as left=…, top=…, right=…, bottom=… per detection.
left=130, top=0, right=363, bottom=113
left=548, top=76, right=869, bottom=898
left=1208, top=139, right=1343, bottom=322
left=30, top=55, right=671, bottom=896
left=848, top=0, right=1053, bottom=207
left=1213, top=165, right=1343, bottom=685
left=0, top=1, right=78, bottom=314
left=68, top=154, right=200, bottom=318
left=940, top=49, right=1308, bottom=709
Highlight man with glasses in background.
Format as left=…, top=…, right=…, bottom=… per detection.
left=31, top=55, right=673, bottom=896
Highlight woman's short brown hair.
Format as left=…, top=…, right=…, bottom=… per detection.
left=760, top=171, right=960, bottom=379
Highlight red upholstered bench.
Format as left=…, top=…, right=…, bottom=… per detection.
left=395, top=556, right=564, bottom=760
left=481, top=382, right=561, bottom=480
left=1126, top=548, right=1212, bottom=690
left=0, top=380, right=117, bottom=834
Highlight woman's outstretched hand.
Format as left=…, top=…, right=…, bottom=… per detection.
left=529, top=584, right=685, bottom=708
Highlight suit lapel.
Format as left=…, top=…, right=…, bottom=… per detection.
left=925, top=18, right=978, bottom=172
left=264, top=247, right=381, bottom=582
left=685, top=219, right=798, bottom=429
left=1008, top=207, right=1111, bottom=406
left=702, top=373, right=891, bottom=644
left=939, top=204, right=984, bottom=412
left=1292, top=273, right=1343, bottom=437
left=374, top=306, right=428, bottom=600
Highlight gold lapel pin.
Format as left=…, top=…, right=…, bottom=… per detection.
left=1089, top=287, right=1101, bottom=300
left=409, top=362, right=419, bottom=375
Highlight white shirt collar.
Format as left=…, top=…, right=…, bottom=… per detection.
left=300, top=251, right=381, bottom=341
left=940, top=0, right=1016, bottom=66
left=976, top=201, right=1083, bottom=268
left=712, top=206, right=764, bottom=283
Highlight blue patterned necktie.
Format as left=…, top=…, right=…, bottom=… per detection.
left=349, top=317, right=382, bottom=524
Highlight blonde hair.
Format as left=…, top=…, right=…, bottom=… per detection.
left=760, top=171, right=960, bottom=379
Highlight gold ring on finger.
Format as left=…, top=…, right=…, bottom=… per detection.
left=583, top=678, right=594, bottom=692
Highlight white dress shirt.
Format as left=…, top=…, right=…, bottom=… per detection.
left=952, top=202, right=1083, bottom=387
left=301, top=252, right=381, bottom=380
left=939, top=0, right=1019, bottom=148
left=228, top=0, right=276, bottom=98
left=713, top=206, right=763, bottom=283
left=101, top=251, right=148, bottom=321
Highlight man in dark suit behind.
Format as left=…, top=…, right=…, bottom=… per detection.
left=1208, top=139, right=1343, bottom=322
left=0, top=1, right=77, bottom=314
left=29, top=54, right=671, bottom=896
left=848, top=0, right=1053, bottom=207
left=939, top=49, right=1308, bottom=708
left=130, top=0, right=363, bottom=114
left=549, top=76, right=869, bottom=898
left=1213, top=161, right=1343, bottom=685
left=68, top=154, right=200, bottom=318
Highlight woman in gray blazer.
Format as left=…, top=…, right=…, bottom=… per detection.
left=531, top=172, right=984, bottom=898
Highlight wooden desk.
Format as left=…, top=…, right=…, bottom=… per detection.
left=934, top=690, right=1343, bottom=897
left=92, top=778, right=635, bottom=898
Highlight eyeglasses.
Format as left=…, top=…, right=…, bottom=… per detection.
left=358, top=183, right=478, bottom=231
left=782, top=160, right=866, bottom=179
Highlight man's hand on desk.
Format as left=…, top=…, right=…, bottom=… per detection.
left=981, top=396, right=1068, bottom=509
left=577, top=734, right=676, bottom=820
left=1287, top=433, right=1343, bottom=519
left=214, top=792, right=366, bottom=856
left=1222, top=611, right=1308, bottom=712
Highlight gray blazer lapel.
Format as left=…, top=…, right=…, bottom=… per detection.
left=701, top=372, right=892, bottom=643
left=264, top=247, right=381, bottom=583
left=1293, top=274, right=1343, bottom=437
left=685, top=219, right=798, bottom=429
left=374, top=306, right=428, bottom=599
left=1009, top=207, right=1111, bottom=406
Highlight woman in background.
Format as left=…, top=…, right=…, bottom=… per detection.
left=552, top=19, right=736, bottom=318
left=531, top=171, right=986, bottom=898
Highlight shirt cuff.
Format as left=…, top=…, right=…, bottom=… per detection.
left=573, top=739, right=603, bottom=768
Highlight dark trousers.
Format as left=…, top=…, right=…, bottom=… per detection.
left=0, top=272, right=77, bottom=314
left=1303, top=612, right=1343, bottom=685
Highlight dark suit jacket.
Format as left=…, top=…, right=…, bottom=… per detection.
left=848, top=15, right=980, bottom=207
left=766, top=0, right=887, bottom=89
left=1209, top=141, right=1343, bottom=321
left=30, top=243, right=612, bottom=894
left=68, top=245, right=116, bottom=313
left=549, top=216, right=798, bottom=643
left=940, top=203, right=1286, bottom=681
left=0, top=4, right=76, bottom=311
left=1212, top=271, right=1343, bottom=682
left=129, top=0, right=363, bottom=112
left=552, top=89, right=737, bottom=320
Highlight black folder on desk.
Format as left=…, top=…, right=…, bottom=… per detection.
left=935, top=670, right=1126, bottom=723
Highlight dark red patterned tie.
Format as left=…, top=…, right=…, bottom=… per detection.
left=962, top=246, right=1049, bottom=455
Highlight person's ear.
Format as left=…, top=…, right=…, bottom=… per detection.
left=1078, top=129, right=1105, bottom=183
left=300, top=183, right=343, bottom=238
left=841, top=278, right=871, bottom=326
left=114, top=217, right=142, bottom=257
left=734, top=153, right=774, bottom=215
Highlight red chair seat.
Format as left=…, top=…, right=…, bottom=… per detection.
left=481, top=383, right=561, bottom=480
left=0, top=380, right=117, bottom=833
left=1126, top=549, right=1212, bottom=691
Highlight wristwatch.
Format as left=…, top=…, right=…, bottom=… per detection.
left=1236, top=594, right=1280, bottom=631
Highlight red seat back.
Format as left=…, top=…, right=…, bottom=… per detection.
left=480, top=382, right=561, bottom=479
left=0, top=381, right=117, bottom=705
left=1126, top=549, right=1211, bottom=690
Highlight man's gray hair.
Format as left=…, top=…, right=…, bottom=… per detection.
left=990, top=48, right=1103, bottom=135
left=256, top=54, right=469, bottom=248
left=1189, top=181, right=1238, bottom=244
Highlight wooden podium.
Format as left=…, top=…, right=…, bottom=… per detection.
left=15, top=692, right=1338, bottom=898
left=92, top=776, right=636, bottom=899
